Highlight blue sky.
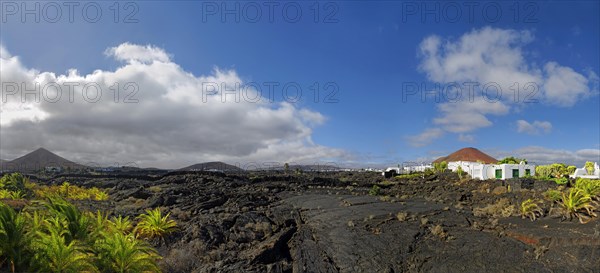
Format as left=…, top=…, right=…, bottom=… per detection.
left=1, top=1, right=599, bottom=168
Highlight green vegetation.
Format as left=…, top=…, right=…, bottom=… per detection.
left=574, top=178, right=600, bottom=200
left=585, top=161, right=595, bottom=175
left=559, top=188, right=597, bottom=224
left=0, top=203, right=30, bottom=272
left=394, top=173, right=422, bottom=180
left=433, top=161, right=447, bottom=174
left=0, top=173, right=32, bottom=200
left=455, top=166, right=464, bottom=180
left=543, top=189, right=563, bottom=202
left=567, top=165, right=577, bottom=175
left=553, top=177, right=569, bottom=185
left=34, top=182, right=109, bottom=201
left=135, top=208, right=178, bottom=241
left=520, top=199, right=543, bottom=221
left=535, top=163, right=572, bottom=181
left=368, top=185, right=381, bottom=196
left=95, top=233, right=160, bottom=273
left=498, top=157, right=527, bottom=164
left=0, top=173, right=170, bottom=272
left=0, top=173, right=108, bottom=201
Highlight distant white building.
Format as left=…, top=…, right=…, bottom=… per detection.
left=570, top=162, right=600, bottom=179
left=382, top=164, right=432, bottom=177
left=448, top=161, right=535, bottom=180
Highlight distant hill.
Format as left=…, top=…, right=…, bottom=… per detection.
left=433, top=147, right=498, bottom=164
left=0, top=148, right=87, bottom=172
left=180, top=161, right=244, bottom=172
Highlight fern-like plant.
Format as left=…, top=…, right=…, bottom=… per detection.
left=134, top=208, right=177, bottom=241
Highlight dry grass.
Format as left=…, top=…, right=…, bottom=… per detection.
left=473, top=198, right=516, bottom=218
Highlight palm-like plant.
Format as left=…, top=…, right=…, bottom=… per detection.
left=109, top=216, right=133, bottom=234
left=88, top=210, right=110, bottom=242
left=520, top=199, right=543, bottom=221
left=95, top=232, right=161, bottom=273
left=0, top=203, right=30, bottom=273
left=134, top=208, right=177, bottom=241
left=45, top=197, right=91, bottom=243
left=31, top=216, right=97, bottom=273
left=560, top=188, right=598, bottom=223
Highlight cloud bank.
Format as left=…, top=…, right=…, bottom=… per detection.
left=0, top=43, right=346, bottom=168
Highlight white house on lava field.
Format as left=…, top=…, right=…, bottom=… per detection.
left=434, top=147, right=535, bottom=180
left=382, top=147, right=537, bottom=180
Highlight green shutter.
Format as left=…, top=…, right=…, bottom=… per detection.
left=495, top=169, right=502, bottom=179
left=525, top=169, right=531, bottom=176
left=512, top=169, right=519, bottom=178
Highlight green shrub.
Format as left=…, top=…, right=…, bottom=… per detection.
left=34, top=182, right=109, bottom=201
left=585, top=161, right=595, bottom=175
left=394, top=173, right=422, bottom=180
left=543, top=189, right=562, bottom=202
left=433, top=161, right=447, bottom=174
left=553, top=177, right=568, bottom=185
left=368, top=185, right=381, bottom=196
left=498, top=157, right=527, bottom=164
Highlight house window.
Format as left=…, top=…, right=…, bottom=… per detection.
left=512, top=169, right=519, bottom=178
left=495, top=169, right=502, bottom=179
left=525, top=169, right=531, bottom=176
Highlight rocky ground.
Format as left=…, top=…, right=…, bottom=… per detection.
left=37, top=171, right=600, bottom=273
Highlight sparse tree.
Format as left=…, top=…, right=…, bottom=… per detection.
left=498, top=157, right=527, bottom=164
left=284, top=163, right=290, bottom=174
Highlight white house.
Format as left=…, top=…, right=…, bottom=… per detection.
left=570, top=162, right=600, bottom=179
left=448, top=161, right=535, bottom=180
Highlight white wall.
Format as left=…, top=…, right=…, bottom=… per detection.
left=448, top=161, right=535, bottom=180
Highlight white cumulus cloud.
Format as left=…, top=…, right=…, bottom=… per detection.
left=409, top=27, right=596, bottom=146
left=516, top=120, right=553, bottom=135
left=0, top=43, right=346, bottom=168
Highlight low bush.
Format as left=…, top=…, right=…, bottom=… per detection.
left=33, top=182, right=109, bottom=201
left=368, top=185, right=381, bottom=196
left=394, top=173, right=422, bottom=180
